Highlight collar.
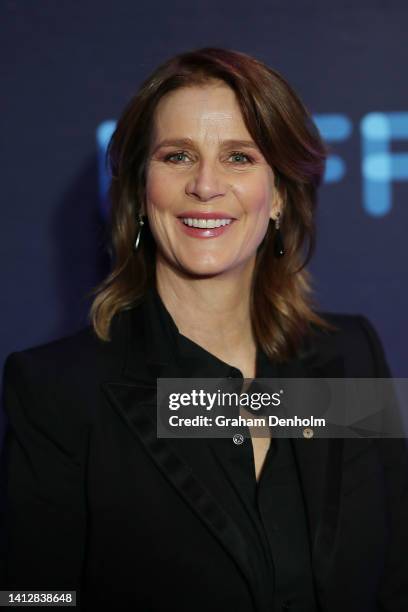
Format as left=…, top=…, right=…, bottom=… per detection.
left=123, top=284, right=286, bottom=382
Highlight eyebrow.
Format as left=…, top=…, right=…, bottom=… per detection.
left=151, top=138, right=260, bottom=153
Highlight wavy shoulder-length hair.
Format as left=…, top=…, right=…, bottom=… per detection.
left=88, top=46, right=337, bottom=361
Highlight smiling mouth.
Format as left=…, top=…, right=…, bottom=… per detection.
left=176, top=216, right=235, bottom=239
left=179, top=217, right=233, bottom=228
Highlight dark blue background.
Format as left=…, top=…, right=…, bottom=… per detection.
left=1, top=1, right=407, bottom=429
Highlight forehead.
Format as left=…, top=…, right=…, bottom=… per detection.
left=152, top=83, right=250, bottom=140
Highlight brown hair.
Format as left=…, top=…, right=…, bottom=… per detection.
left=88, top=46, right=337, bottom=361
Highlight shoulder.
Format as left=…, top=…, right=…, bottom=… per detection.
left=2, top=309, right=128, bottom=387
left=1, top=313, right=128, bottom=430
left=0, top=326, right=111, bottom=480
left=3, top=325, right=101, bottom=389
left=307, top=311, right=392, bottom=377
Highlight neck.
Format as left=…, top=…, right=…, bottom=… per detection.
left=155, top=255, right=257, bottom=373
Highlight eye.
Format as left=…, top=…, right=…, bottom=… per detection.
left=228, top=151, right=253, bottom=164
left=164, top=151, right=190, bottom=163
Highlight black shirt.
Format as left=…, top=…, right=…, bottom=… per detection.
left=150, top=286, right=319, bottom=612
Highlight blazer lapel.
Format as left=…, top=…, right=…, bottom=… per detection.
left=100, top=369, right=266, bottom=612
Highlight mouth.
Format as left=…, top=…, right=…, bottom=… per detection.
left=179, top=217, right=233, bottom=229
left=176, top=216, right=236, bottom=238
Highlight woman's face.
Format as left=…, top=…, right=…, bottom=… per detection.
left=145, top=81, right=281, bottom=278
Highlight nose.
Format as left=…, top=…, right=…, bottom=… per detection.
left=185, top=159, right=227, bottom=202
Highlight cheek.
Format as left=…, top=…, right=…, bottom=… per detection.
left=145, top=167, right=175, bottom=212
left=235, top=177, right=272, bottom=214
left=145, top=186, right=162, bottom=212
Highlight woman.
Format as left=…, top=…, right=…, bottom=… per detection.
left=1, top=47, right=407, bottom=612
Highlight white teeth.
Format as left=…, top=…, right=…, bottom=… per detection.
left=181, top=218, right=233, bottom=228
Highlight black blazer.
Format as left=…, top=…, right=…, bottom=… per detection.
left=1, top=292, right=407, bottom=612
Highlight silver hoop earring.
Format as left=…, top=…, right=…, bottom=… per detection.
left=134, top=214, right=145, bottom=251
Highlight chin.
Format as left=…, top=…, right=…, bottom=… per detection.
left=177, top=259, right=232, bottom=279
